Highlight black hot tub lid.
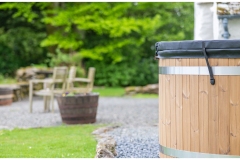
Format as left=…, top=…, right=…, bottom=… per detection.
left=155, top=40, right=240, bottom=58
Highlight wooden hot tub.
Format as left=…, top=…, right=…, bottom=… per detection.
left=155, top=40, right=240, bottom=158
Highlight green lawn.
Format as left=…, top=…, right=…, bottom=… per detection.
left=0, top=124, right=103, bottom=158
left=93, top=87, right=125, bottom=97
left=130, top=93, right=158, bottom=98
left=0, top=75, right=16, bottom=84
left=93, top=87, right=158, bottom=98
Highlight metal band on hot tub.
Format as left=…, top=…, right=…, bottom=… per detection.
left=159, top=144, right=240, bottom=158
left=159, top=66, right=240, bottom=75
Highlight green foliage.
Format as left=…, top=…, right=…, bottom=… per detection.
left=0, top=2, right=194, bottom=86
left=81, top=2, right=194, bottom=86
left=85, top=58, right=158, bottom=87
left=47, top=49, right=81, bottom=66
left=0, top=124, right=103, bottom=158
left=39, top=2, right=165, bottom=63
left=0, top=43, right=15, bottom=76
left=0, top=27, right=47, bottom=76
left=0, top=3, right=48, bottom=76
left=46, top=48, right=84, bottom=77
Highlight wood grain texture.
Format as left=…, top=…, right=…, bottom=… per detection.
left=229, top=59, right=240, bottom=155
left=189, top=59, right=199, bottom=152
left=198, top=59, right=210, bottom=153
left=208, top=59, right=219, bottom=154
left=218, top=59, right=230, bottom=155
left=175, top=58, right=183, bottom=151
left=160, top=59, right=166, bottom=158
left=159, top=59, right=162, bottom=147
left=165, top=59, right=171, bottom=150
left=158, top=58, right=240, bottom=157
left=182, top=59, right=190, bottom=151
left=170, top=59, right=177, bottom=149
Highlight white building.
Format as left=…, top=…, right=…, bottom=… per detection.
left=194, top=2, right=240, bottom=40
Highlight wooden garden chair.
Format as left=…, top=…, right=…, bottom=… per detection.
left=66, top=67, right=96, bottom=93
left=29, top=66, right=68, bottom=113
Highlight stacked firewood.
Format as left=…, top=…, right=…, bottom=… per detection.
left=125, top=84, right=158, bottom=95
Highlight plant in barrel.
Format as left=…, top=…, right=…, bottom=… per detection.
left=56, top=67, right=98, bottom=124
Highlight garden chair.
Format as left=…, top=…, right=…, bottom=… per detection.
left=29, top=66, right=68, bottom=113
left=66, top=67, right=96, bottom=93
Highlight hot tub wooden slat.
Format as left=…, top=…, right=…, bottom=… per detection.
left=175, top=58, right=183, bottom=152
left=190, top=58, right=199, bottom=152
left=165, top=59, right=171, bottom=153
left=198, top=59, right=210, bottom=153
left=229, top=58, right=240, bottom=155
left=182, top=59, right=191, bottom=152
left=162, top=59, right=167, bottom=158
left=218, top=59, right=230, bottom=154
left=159, top=59, right=166, bottom=158
left=170, top=59, right=176, bottom=149
left=159, top=58, right=240, bottom=157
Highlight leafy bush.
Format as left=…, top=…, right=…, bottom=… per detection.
left=130, top=58, right=158, bottom=86
left=0, top=43, right=16, bottom=76
left=0, top=2, right=194, bottom=86
left=85, top=57, right=158, bottom=87
left=0, top=27, right=47, bottom=76
left=0, top=5, right=47, bottom=77
left=46, top=48, right=85, bottom=77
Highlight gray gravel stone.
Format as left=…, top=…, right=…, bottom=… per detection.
left=108, top=126, right=159, bottom=158
left=96, top=97, right=158, bottom=126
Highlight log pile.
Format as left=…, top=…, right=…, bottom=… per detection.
left=125, top=84, right=158, bottom=95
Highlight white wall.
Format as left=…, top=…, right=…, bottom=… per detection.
left=194, top=2, right=240, bottom=40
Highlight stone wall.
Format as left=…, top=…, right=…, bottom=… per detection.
left=15, top=67, right=53, bottom=98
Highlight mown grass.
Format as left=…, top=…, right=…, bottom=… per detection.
left=93, top=87, right=158, bottom=98
left=0, top=75, right=16, bottom=84
left=0, top=124, right=104, bottom=158
left=93, top=87, right=125, bottom=97
left=130, top=93, right=158, bottom=98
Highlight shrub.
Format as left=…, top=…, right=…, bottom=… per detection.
left=84, top=57, right=158, bottom=87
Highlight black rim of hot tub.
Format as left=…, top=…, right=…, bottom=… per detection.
left=155, top=40, right=240, bottom=85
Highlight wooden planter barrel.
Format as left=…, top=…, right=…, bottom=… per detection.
left=155, top=40, right=240, bottom=158
left=0, top=88, right=13, bottom=106
left=56, top=93, right=99, bottom=124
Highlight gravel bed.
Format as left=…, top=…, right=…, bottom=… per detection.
left=0, top=97, right=62, bottom=130
left=108, top=126, right=159, bottom=158
left=0, top=96, right=159, bottom=158
left=96, top=97, right=158, bottom=126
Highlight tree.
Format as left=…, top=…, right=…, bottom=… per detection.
left=0, top=2, right=194, bottom=86
left=0, top=2, right=47, bottom=76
